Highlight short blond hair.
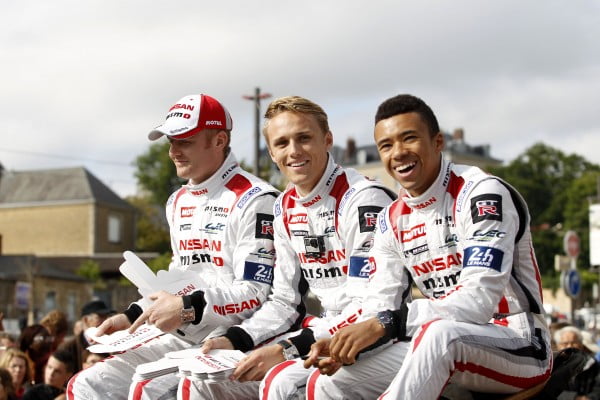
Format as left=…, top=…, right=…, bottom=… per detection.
left=263, top=96, right=330, bottom=138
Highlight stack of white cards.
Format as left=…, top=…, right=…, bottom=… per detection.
left=177, top=349, right=245, bottom=383
left=133, top=357, right=182, bottom=381
left=132, top=347, right=244, bottom=383
left=85, top=324, right=164, bottom=354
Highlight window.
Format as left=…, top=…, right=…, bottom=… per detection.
left=108, top=215, right=122, bottom=243
left=44, top=291, right=56, bottom=313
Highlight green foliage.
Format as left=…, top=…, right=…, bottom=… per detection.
left=134, top=141, right=184, bottom=207
left=147, top=253, right=172, bottom=274
left=127, top=195, right=171, bottom=253
left=76, top=260, right=106, bottom=289
left=489, top=142, right=600, bottom=289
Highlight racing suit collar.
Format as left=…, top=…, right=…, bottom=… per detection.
left=402, top=155, right=449, bottom=212
left=289, top=152, right=339, bottom=202
left=183, top=152, right=239, bottom=197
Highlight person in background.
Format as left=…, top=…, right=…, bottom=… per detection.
left=0, top=348, right=34, bottom=400
left=40, top=311, right=69, bottom=353
left=0, top=367, right=17, bottom=400
left=0, top=334, right=16, bottom=357
left=79, top=351, right=108, bottom=370
left=555, top=326, right=600, bottom=400
left=17, top=325, right=53, bottom=385
left=58, top=300, right=114, bottom=374
left=23, top=349, right=74, bottom=400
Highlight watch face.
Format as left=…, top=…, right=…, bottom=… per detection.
left=181, top=308, right=195, bottom=323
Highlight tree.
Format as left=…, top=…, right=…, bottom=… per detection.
left=490, top=143, right=600, bottom=287
left=127, top=195, right=171, bottom=253
left=76, top=260, right=106, bottom=290
left=134, top=141, right=184, bottom=206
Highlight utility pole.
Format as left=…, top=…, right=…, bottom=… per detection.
left=243, top=87, right=271, bottom=178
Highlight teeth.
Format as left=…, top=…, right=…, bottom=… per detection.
left=395, top=162, right=416, bottom=172
left=289, top=161, right=307, bottom=167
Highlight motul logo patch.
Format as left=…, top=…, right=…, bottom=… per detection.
left=400, top=223, right=426, bottom=243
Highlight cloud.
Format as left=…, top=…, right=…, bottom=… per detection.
left=1, top=0, right=599, bottom=197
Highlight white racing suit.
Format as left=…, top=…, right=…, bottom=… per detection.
left=67, top=153, right=278, bottom=400
left=313, top=157, right=552, bottom=400
left=180, top=154, right=396, bottom=400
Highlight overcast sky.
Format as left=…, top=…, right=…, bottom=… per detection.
left=1, top=1, right=598, bottom=198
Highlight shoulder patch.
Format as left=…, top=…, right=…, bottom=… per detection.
left=255, top=213, right=274, bottom=240
left=358, top=206, right=382, bottom=232
left=470, top=194, right=502, bottom=223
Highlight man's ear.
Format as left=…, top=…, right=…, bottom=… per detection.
left=214, top=130, right=228, bottom=149
left=433, top=131, right=444, bottom=152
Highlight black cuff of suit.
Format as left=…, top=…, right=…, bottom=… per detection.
left=123, top=304, right=143, bottom=324
left=392, top=303, right=410, bottom=340
left=288, top=328, right=316, bottom=357
left=187, top=290, right=206, bottom=325
left=224, top=326, right=255, bottom=353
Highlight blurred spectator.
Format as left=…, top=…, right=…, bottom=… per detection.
left=555, top=326, right=600, bottom=400
left=72, top=320, right=83, bottom=338
left=0, top=348, right=34, bottom=400
left=39, top=311, right=68, bottom=352
left=22, top=349, right=74, bottom=400
left=551, top=321, right=573, bottom=351
left=0, top=333, right=16, bottom=357
left=0, top=367, right=16, bottom=400
left=57, top=300, right=114, bottom=374
left=80, top=350, right=109, bottom=370
left=17, top=325, right=53, bottom=385
left=0, top=312, right=4, bottom=333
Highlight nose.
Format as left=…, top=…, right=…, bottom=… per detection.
left=288, top=139, right=302, bottom=157
left=391, top=140, right=406, bottom=159
left=169, top=141, right=181, bottom=156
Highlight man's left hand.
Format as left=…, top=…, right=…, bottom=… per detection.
left=329, top=318, right=385, bottom=365
left=231, top=344, right=286, bottom=382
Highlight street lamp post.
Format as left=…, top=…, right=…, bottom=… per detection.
left=243, top=87, right=271, bottom=178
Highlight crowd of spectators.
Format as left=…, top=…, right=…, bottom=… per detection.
left=0, top=301, right=113, bottom=400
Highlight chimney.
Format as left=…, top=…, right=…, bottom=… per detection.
left=452, top=128, right=464, bottom=142
left=345, top=137, right=357, bottom=163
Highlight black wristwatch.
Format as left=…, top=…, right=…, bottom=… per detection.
left=277, top=340, right=300, bottom=360
left=376, top=310, right=396, bottom=339
left=180, top=295, right=195, bottom=324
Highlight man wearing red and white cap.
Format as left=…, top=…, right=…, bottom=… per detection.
left=67, top=94, right=279, bottom=400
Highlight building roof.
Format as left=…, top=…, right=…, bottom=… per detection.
left=0, top=166, right=133, bottom=209
left=0, top=255, right=89, bottom=282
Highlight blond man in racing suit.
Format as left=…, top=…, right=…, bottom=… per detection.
left=66, top=94, right=278, bottom=400
left=186, top=96, right=396, bottom=399
left=305, top=94, right=552, bottom=399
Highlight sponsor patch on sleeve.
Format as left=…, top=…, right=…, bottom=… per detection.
left=463, top=246, right=504, bottom=272
left=470, top=194, right=502, bottom=223
left=348, top=256, right=371, bottom=278
left=255, top=213, right=274, bottom=240
left=243, top=261, right=274, bottom=284
left=358, top=206, right=382, bottom=233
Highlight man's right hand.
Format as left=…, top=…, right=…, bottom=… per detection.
left=95, top=313, right=131, bottom=337
left=201, top=336, right=234, bottom=353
